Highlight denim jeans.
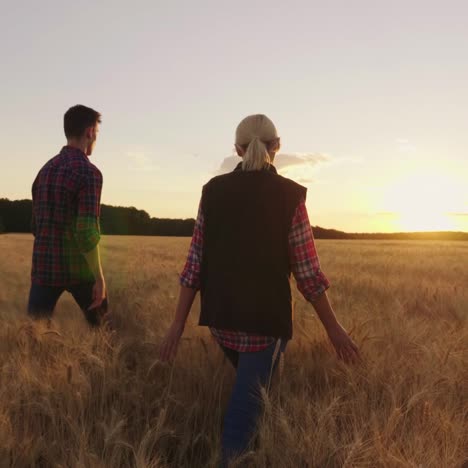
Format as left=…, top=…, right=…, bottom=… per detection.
left=220, top=338, right=287, bottom=467
left=27, top=282, right=108, bottom=326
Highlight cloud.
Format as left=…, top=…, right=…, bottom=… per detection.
left=276, top=152, right=330, bottom=184
left=295, top=176, right=316, bottom=184
left=127, top=152, right=159, bottom=172
left=275, top=152, right=329, bottom=170
left=216, top=152, right=329, bottom=178
left=217, top=155, right=240, bottom=174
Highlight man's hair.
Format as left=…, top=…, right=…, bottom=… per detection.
left=64, top=104, right=101, bottom=139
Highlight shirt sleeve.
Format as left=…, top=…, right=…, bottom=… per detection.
left=180, top=198, right=204, bottom=290
left=288, top=198, right=330, bottom=302
left=74, top=167, right=102, bottom=253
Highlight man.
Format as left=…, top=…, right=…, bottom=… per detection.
left=28, top=104, right=107, bottom=326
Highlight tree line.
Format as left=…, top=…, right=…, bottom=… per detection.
left=1, top=198, right=467, bottom=240
left=0, top=199, right=195, bottom=237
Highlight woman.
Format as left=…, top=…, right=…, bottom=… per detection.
left=160, top=114, right=359, bottom=466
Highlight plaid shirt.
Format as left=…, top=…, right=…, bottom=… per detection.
left=180, top=197, right=330, bottom=352
left=31, top=146, right=102, bottom=286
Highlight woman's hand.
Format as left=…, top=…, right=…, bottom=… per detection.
left=310, top=292, right=360, bottom=364
left=159, top=321, right=185, bottom=362
left=327, top=323, right=360, bottom=364
left=159, top=286, right=198, bottom=362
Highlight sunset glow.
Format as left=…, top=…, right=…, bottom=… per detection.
left=378, top=171, right=466, bottom=232
left=1, top=1, right=467, bottom=234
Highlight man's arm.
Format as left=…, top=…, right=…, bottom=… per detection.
left=83, top=244, right=106, bottom=309
left=83, top=244, right=103, bottom=279
left=75, top=167, right=105, bottom=308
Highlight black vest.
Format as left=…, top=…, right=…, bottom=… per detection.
left=199, top=163, right=307, bottom=339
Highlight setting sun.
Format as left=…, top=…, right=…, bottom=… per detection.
left=379, top=171, right=466, bottom=232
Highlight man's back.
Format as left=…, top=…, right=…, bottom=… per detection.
left=32, top=145, right=102, bottom=286
left=28, top=104, right=107, bottom=326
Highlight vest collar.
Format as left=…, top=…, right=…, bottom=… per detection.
left=233, top=162, right=278, bottom=174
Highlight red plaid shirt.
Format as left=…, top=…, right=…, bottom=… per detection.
left=31, top=146, right=103, bottom=286
left=180, top=197, right=330, bottom=352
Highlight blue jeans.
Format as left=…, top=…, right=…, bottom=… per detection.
left=27, top=282, right=108, bottom=326
left=220, top=338, right=287, bottom=467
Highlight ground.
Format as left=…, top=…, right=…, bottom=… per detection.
left=0, top=234, right=466, bottom=467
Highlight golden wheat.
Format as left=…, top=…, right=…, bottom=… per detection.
left=0, top=234, right=466, bottom=468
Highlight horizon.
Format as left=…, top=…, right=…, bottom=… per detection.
left=1, top=1, right=467, bottom=233
left=2, top=196, right=468, bottom=236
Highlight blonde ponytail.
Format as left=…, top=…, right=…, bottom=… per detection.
left=243, top=136, right=271, bottom=171
left=235, top=114, right=278, bottom=172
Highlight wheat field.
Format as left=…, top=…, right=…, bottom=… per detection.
left=0, top=234, right=466, bottom=468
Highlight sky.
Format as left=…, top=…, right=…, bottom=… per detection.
left=1, top=0, right=467, bottom=232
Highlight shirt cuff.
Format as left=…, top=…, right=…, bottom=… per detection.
left=179, top=272, right=200, bottom=290
left=298, top=271, right=331, bottom=303
left=75, top=229, right=101, bottom=253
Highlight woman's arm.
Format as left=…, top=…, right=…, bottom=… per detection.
left=159, top=286, right=198, bottom=362
left=311, top=291, right=360, bottom=363
left=289, top=199, right=360, bottom=363
left=159, top=199, right=205, bottom=362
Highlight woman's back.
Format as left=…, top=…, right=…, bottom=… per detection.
left=199, top=163, right=306, bottom=338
